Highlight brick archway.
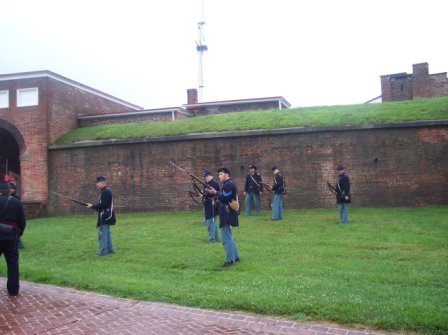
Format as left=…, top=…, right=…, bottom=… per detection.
left=0, top=118, right=26, bottom=193
left=0, top=118, right=43, bottom=217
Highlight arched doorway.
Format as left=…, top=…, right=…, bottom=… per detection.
left=0, top=120, right=25, bottom=196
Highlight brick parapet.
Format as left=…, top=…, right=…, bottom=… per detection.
left=382, top=63, right=448, bottom=102
left=78, top=109, right=192, bottom=127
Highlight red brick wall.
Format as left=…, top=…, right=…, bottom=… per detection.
left=382, top=63, right=448, bottom=102
left=47, top=79, right=139, bottom=142
left=429, top=73, right=448, bottom=97
left=391, top=77, right=412, bottom=100
left=380, top=75, right=392, bottom=102
left=0, top=77, right=49, bottom=203
left=413, top=72, right=448, bottom=99
left=0, top=75, right=141, bottom=206
left=46, top=122, right=448, bottom=216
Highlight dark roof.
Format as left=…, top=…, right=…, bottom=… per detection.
left=388, top=72, right=412, bottom=80
left=78, top=107, right=192, bottom=119
left=183, top=96, right=291, bottom=109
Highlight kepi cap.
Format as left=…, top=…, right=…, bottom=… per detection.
left=217, top=167, right=231, bottom=175
left=336, top=164, right=345, bottom=171
left=203, top=169, right=212, bottom=177
left=96, top=176, right=106, bottom=182
left=271, top=166, right=277, bottom=171
left=248, top=164, right=257, bottom=169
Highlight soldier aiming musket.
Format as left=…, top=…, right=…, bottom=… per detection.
left=169, top=161, right=217, bottom=196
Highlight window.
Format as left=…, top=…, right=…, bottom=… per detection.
left=17, top=87, right=39, bottom=107
left=0, top=90, right=8, bottom=108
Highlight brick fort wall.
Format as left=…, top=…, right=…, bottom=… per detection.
left=47, top=122, right=448, bottom=216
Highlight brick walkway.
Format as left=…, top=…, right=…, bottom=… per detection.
left=0, top=279, right=386, bottom=335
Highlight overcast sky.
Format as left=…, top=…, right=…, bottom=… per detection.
left=1, top=0, right=447, bottom=109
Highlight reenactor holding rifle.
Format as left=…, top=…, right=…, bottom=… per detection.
left=243, top=164, right=263, bottom=216
left=86, top=176, right=116, bottom=256
left=202, top=169, right=220, bottom=243
left=208, top=167, right=240, bottom=268
left=326, top=164, right=351, bottom=224
left=334, top=164, right=351, bottom=224
left=271, top=166, right=285, bottom=221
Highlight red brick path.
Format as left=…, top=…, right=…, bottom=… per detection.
left=0, top=279, right=386, bottom=335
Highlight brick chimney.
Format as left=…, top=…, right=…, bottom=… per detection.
left=412, top=63, right=430, bottom=99
left=187, top=88, right=198, bottom=105
left=413, top=62, right=429, bottom=78
left=380, top=75, right=392, bottom=102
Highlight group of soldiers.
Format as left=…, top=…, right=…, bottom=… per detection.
left=0, top=163, right=351, bottom=296
left=200, top=163, right=350, bottom=267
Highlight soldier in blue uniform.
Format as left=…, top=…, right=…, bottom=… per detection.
left=271, top=166, right=285, bottom=221
left=86, top=176, right=116, bottom=256
left=209, top=167, right=240, bottom=267
left=202, top=169, right=220, bottom=243
left=9, top=184, right=24, bottom=249
left=335, top=164, right=351, bottom=224
left=243, top=164, right=263, bottom=216
left=0, top=182, right=26, bottom=295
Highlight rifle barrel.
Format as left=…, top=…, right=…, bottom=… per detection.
left=50, top=191, right=88, bottom=206
left=174, top=185, right=202, bottom=196
left=169, top=161, right=209, bottom=188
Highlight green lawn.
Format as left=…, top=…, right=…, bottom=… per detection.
left=54, top=96, right=448, bottom=144
left=7, top=206, right=448, bottom=334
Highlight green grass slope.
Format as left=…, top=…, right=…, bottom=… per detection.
left=54, top=96, right=448, bottom=145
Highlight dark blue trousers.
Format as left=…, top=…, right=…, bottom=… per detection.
left=0, top=239, right=20, bottom=295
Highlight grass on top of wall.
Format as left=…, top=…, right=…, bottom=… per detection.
left=54, top=96, right=448, bottom=144
left=12, top=206, right=448, bottom=335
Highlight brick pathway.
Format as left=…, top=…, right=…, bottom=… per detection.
left=0, top=279, right=386, bottom=335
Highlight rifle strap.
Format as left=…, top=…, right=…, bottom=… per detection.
left=249, top=174, right=263, bottom=192
left=249, top=174, right=260, bottom=187
left=337, top=177, right=344, bottom=195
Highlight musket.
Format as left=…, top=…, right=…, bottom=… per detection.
left=326, top=181, right=337, bottom=195
left=260, top=181, right=273, bottom=193
left=174, top=185, right=203, bottom=205
left=50, top=191, right=88, bottom=206
left=169, top=161, right=215, bottom=195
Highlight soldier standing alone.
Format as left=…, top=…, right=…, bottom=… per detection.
left=86, top=176, right=116, bottom=256
left=243, top=164, right=263, bottom=216
left=271, top=166, right=285, bottom=221
left=335, top=164, right=351, bottom=224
